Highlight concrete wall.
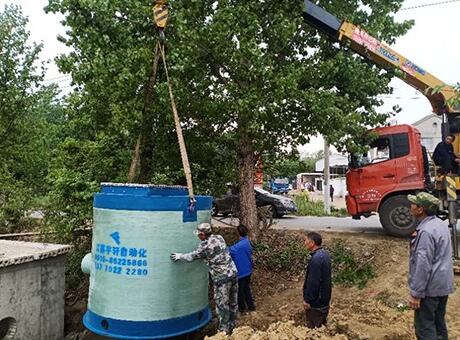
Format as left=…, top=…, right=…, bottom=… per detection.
left=0, top=256, right=66, bottom=340
left=318, top=177, right=346, bottom=198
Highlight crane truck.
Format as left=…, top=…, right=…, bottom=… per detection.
left=301, top=1, right=459, bottom=261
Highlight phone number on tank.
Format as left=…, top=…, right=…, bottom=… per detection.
left=95, top=254, right=148, bottom=267
left=95, top=263, right=148, bottom=276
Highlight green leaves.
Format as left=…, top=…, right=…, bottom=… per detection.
left=0, top=5, right=60, bottom=231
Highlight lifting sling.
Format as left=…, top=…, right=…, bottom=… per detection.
left=153, top=0, right=196, bottom=204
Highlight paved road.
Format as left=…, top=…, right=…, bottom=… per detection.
left=213, top=214, right=385, bottom=234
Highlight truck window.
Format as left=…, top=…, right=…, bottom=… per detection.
left=368, top=137, right=391, bottom=164
left=392, top=133, right=410, bottom=158
left=349, top=132, right=410, bottom=168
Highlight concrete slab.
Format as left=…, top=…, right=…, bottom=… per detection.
left=0, top=240, right=72, bottom=267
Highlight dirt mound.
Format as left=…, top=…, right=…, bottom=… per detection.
left=205, top=321, right=347, bottom=340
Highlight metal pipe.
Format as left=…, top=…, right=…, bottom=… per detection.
left=453, top=222, right=459, bottom=260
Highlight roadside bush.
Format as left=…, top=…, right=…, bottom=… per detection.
left=328, top=239, right=376, bottom=289
left=0, top=172, right=34, bottom=233
left=253, top=232, right=309, bottom=274
left=293, top=192, right=348, bottom=217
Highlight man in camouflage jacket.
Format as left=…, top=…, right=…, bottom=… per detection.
left=171, top=223, right=238, bottom=334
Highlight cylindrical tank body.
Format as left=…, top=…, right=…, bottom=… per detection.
left=83, top=183, right=212, bottom=339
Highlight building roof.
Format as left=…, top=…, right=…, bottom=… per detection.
left=315, top=154, right=348, bottom=172
left=412, top=113, right=441, bottom=127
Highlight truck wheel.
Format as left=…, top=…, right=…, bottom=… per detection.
left=379, top=195, right=417, bottom=237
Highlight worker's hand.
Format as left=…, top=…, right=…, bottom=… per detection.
left=408, top=295, right=421, bottom=310
left=303, top=301, right=311, bottom=310
left=170, top=253, right=184, bottom=262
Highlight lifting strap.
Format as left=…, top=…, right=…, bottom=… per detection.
left=152, top=1, right=195, bottom=203
left=159, top=43, right=195, bottom=203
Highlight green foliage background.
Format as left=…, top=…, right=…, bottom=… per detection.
left=0, top=0, right=415, bottom=237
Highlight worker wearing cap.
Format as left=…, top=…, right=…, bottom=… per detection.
left=171, top=223, right=238, bottom=334
left=407, top=192, right=454, bottom=340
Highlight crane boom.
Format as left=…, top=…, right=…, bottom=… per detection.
left=302, top=0, right=458, bottom=115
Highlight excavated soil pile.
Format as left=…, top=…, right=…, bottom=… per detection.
left=206, top=321, right=348, bottom=340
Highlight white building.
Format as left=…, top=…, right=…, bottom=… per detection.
left=296, top=153, right=349, bottom=198
left=412, top=114, right=442, bottom=154
left=296, top=173, right=347, bottom=198
left=315, top=154, right=348, bottom=172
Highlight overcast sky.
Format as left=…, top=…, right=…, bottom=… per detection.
left=2, top=0, right=459, bottom=153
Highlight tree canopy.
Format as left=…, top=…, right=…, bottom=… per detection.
left=44, top=0, right=413, bottom=232
left=0, top=4, right=60, bottom=231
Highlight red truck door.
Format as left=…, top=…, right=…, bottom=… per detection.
left=349, top=135, right=397, bottom=213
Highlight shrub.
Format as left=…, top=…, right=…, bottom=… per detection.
left=253, top=232, right=309, bottom=273
left=327, top=239, right=376, bottom=289
left=0, top=172, right=34, bottom=233
left=293, top=192, right=348, bottom=217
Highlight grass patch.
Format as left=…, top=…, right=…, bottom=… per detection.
left=292, top=192, right=348, bottom=217
left=329, top=240, right=376, bottom=289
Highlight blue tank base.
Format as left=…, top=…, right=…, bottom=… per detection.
left=83, top=307, right=212, bottom=339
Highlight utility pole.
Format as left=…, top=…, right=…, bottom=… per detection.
left=324, top=139, right=331, bottom=215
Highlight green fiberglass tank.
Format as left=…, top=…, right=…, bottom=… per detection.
left=82, top=183, right=212, bottom=339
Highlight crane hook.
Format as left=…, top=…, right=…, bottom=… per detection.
left=153, top=0, right=168, bottom=44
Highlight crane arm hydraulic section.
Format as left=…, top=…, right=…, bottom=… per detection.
left=301, top=0, right=458, bottom=116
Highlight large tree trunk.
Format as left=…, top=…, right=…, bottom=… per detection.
left=237, top=133, right=258, bottom=236
left=127, top=136, right=141, bottom=183
left=137, top=44, right=161, bottom=183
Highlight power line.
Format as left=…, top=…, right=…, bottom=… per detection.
left=378, top=95, right=423, bottom=99
left=400, top=0, right=460, bottom=10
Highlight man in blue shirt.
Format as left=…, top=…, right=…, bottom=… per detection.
left=303, top=232, right=332, bottom=329
left=407, top=192, right=454, bottom=340
left=229, top=224, right=255, bottom=312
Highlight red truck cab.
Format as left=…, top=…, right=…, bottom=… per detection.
left=346, top=124, right=427, bottom=236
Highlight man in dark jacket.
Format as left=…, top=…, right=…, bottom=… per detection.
left=303, top=232, right=332, bottom=329
left=229, top=224, right=255, bottom=313
left=407, top=192, right=454, bottom=340
left=432, top=134, right=460, bottom=174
